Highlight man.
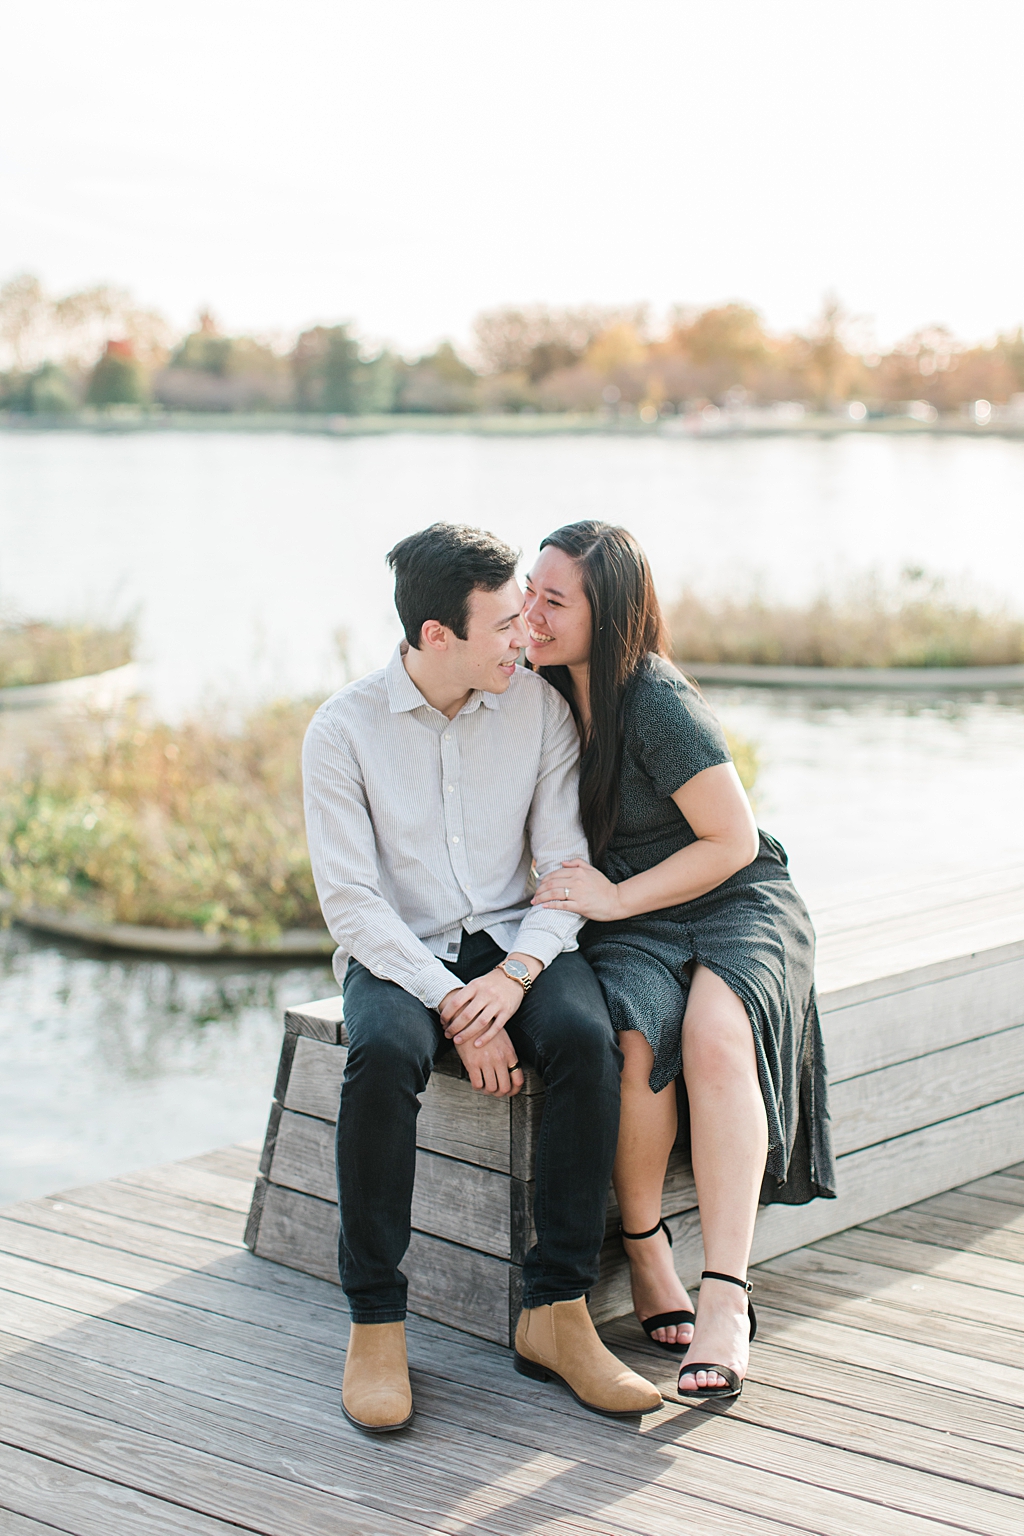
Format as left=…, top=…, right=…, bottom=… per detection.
left=303, top=522, right=661, bottom=1432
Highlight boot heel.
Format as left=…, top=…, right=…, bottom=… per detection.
left=514, top=1351, right=550, bottom=1382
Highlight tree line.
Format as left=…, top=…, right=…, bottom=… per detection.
left=2, top=274, right=1022, bottom=418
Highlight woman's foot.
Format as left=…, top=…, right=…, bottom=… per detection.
left=678, top=1274, right=752, bottom=1393
left=622, top=1226, right=695, bottom=1348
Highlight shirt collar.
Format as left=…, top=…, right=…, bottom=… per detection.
left=384, top=643, right=501, bottom=715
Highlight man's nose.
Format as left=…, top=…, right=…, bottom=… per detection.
left=510, top=613, right=529, bottom=648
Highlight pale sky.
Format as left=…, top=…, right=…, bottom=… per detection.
left=2, top=0, right=1022, bottom=355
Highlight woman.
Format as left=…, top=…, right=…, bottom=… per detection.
left=523, top=521, right=834, bottom=1402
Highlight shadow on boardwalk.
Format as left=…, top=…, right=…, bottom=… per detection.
left=0, top=1143, right=1022, bottom=1535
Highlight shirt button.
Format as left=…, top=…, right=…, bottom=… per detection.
left=447, top=785, right=454, bottom=793
left=444, top=732, right=451, bottom=740
left=452, top=836, right=459, bottom=844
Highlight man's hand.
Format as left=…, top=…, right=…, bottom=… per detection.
left=439, top=952, right=542, bottom=1048
left=453, top=1025, right=524, bottom=1097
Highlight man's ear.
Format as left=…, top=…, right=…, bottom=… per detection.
left=419, top=619, right=450, bottom=652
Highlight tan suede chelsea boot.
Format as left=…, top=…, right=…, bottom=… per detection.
left=514, top=1297, right=662, bottom=1417
left=342, top=1321, right=414, bottom=1433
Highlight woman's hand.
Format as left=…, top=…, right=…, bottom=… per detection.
left=532, top=858, right=626, bottom=922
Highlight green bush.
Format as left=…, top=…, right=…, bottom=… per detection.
left=0, top=701, right=324, bottom=941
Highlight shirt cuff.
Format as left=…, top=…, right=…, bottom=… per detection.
left=507, top=921, right=574, bottom=971
left=416, top=961, right=464, bottom=1011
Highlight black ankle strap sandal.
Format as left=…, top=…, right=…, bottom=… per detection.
left=619, top=1218, right=696, bottom=1357
left=676, top=1270, right=757, bottom=1402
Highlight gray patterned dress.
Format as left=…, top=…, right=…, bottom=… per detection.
left=581, top=655, right=835, bottom=1205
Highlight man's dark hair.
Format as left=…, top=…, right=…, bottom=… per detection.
left=386, top=523, right=519, bottom=647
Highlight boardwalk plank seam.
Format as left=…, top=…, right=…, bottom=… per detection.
left=3, top=1156, right=1024, bottom=1535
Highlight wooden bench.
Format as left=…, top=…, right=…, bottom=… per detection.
left=245, top=864, right=1024, bottom=1346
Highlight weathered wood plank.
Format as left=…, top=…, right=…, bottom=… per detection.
left=54, top=1181, right=245, bottom=1246
left=910, top=1189, right=1024, bottom=1233
left=0, top=1220, right=347, bottom=1344
left=266, top=1107, right=522, bottom=1260
left=283, top=996, right=342, bottom=1042
left=760, top=1246, right=1024, bottom=1334
left=755, top=1274, right=1024, bottom=1375
left=419, top=1069, right=512, bottom=1170
left=183, top=1144, right=260, bottom=1180
left=0, top=1353, right=842, bottom=1536
left=751, top=1300, right=1024, bottom=1406
left=252, top=1183, right=338, bottom=1285
left=0, top=1387, right=428, bottom=1536
left=0, top=1443, right=260, bottom=1536
left=750, top=1092, right=1024, bottom=1266
left=0, top=1509, right=75, bottom=1536
left=117, top=1163, right=254, bottom=1214
left=5, top=1155, right=1024, bottom=1536
left=249, top=1179, right=519, bottom=1342
left=829, top=1023, right=1024, bottom=1155
left=281, top=1036, right=518, bottom=1171
left=958, top=1173, right=1024, bottom=1208
left=865, top=1209, right=1024, bottom=1265
left=818, top=1228, right=1024, bottom=1301
left=813, top=870, right=1024, bottom=994
left=4, top=1298, right=1017, bottom=1536
left=821, top=952, right=1024, bottom=1083
left=604, top=1327, right=1024, bottom=1496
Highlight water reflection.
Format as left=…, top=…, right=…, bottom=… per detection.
left=0, top=923, right=332, bottom=1205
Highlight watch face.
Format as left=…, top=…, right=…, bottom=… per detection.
left=504, top=959, right=530, bottom=980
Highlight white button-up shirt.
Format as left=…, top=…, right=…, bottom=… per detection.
left=303, top=644, right=588, bottom=1009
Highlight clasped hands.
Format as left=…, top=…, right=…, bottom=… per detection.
left=439, top=958, right=538, bottom=1098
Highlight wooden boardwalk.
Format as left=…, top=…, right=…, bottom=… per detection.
left=0, top=1143, right=1022, bottom=1534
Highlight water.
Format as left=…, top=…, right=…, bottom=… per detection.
left=0, top=924, right=332, bottom=1206
left=2, top=428, right=1023, bottom=711
left=1, top=427, right=1022, bottom=1203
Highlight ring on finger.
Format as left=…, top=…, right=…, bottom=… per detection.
left=563, top=886, right=570, bottom=900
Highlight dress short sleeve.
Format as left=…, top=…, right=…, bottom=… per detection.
left=629, top=656, right=732, bottom=798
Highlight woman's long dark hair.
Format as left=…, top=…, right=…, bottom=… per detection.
left=537, top=521, right=669, bottom=862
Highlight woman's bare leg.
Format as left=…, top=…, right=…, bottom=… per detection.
left=678, top=963, right=768, bottom=1390
left=613, top=1029, right=694, bottom=1347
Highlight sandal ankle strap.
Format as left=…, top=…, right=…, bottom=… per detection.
left=620, top=1217, right=673, bottom=1245
left=701, top=1269, right=753, bottom=1294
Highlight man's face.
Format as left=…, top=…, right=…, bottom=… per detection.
left=448, top=579, right=529, bottom=694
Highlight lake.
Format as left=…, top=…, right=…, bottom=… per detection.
left=1, top=427, right=1023, bottom=1203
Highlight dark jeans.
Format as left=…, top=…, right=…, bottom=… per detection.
left=336, top=930, right=621, bottom=1322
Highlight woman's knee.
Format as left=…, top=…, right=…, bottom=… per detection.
left=683, top=972, right=756, bottom=1079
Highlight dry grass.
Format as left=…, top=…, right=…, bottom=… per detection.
left=0, top=700, right=324, bottom=941
left=0, top=620, right=134, bottom=688
left=0, top=691, right=760, bottom=940
left=669, top=572, right=1024, bottom=669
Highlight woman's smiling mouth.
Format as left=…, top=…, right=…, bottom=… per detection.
left=528, top=628, right=555, bottom=645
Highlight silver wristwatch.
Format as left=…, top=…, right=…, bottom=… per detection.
left=497, top=957, right=533, bottom=992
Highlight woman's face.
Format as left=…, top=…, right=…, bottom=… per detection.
left=523, top=545, right=592, bottom=669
